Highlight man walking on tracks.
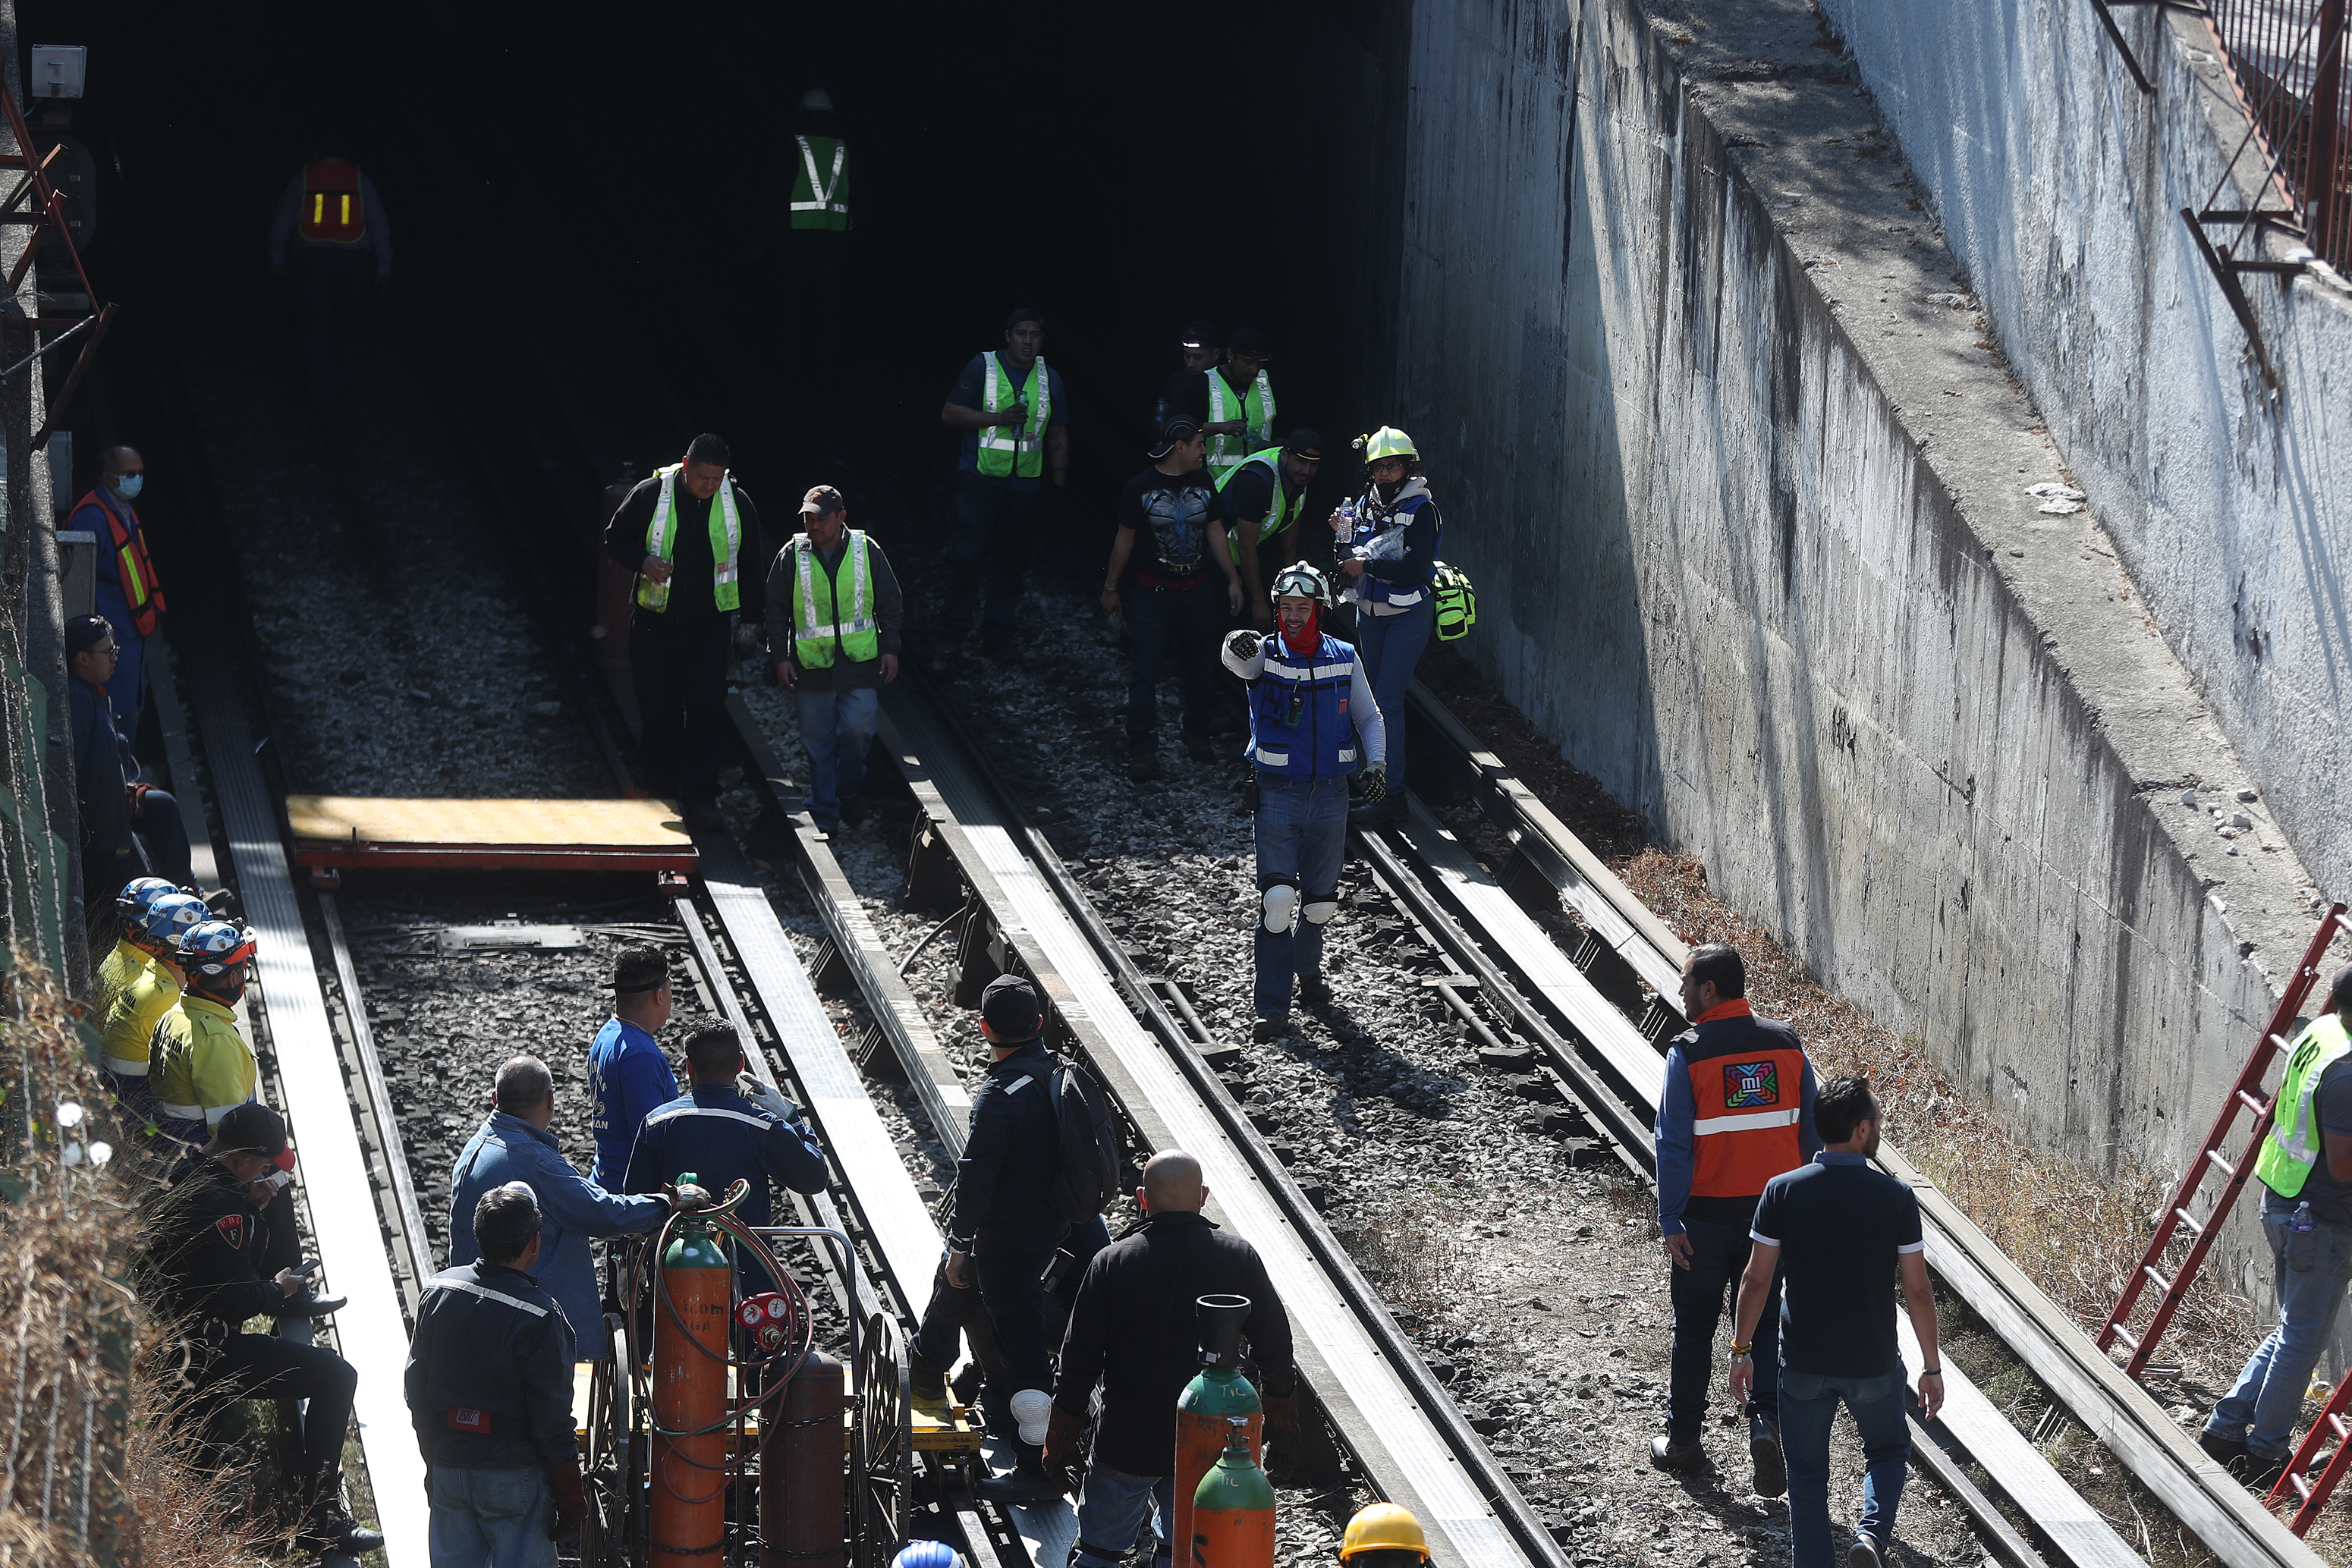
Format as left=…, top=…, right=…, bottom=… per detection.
left=766, top=484, right=903, bottom=834
left=2203, top=963, right=2352, bottom=1490
left=1652, top=941, right=1819, bottom=1496
left=1728, top=1076, right=1942, bottom=1568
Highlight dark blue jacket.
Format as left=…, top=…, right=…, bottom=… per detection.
left=404, top=1261, right=578, bottom=1469
left=622, top=1083, right=829, bottom=1232
left=69, top=675, right=134, bottom=890
left=945, top=1042, right=1063, bottom=1249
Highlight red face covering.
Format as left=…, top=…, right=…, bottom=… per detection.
left=1280, top=602, right=1322, bottom=657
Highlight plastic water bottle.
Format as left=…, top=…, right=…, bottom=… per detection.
left=2294, top=1200, right=2316, bottom=1233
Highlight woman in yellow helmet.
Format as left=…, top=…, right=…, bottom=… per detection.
left=1331, top=428, right=1441, bottom=825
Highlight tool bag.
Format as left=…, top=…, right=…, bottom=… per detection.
left=1048, top=1055, right=1126, bottom=1224
left=1431, top=561, right=1477, bottom=641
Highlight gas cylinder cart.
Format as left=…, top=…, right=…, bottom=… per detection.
left=573, top=1178, right=914, bottom=1568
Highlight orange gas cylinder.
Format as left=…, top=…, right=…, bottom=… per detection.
left=652, top=1207, right=734, bottom=1567
left=1173, top=1295, right=1262, bottom=1560
left=1190, top=1418, right=1276, bottom=1568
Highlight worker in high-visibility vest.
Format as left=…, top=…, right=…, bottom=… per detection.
left=1202, top=328, right=1276, bottom=479
left=2204, top=963, right=2352, bottom=1492
left=939, top=309, right=1070, bottom=661
left=766, top=485, right=903, bottom=834
left=268, top=146, right=393, bottom=407
left=1215, top=430, right=1323, bottom=629
left=64, top=446, right=164, bottom=731
left=602, top=434, right=771, bottom=820
left=788, top=86, right=851, bottom=304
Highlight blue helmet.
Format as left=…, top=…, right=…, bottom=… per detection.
left=890, top=1544, right=964, bottom=1568
left=135, top=893, right=209, bottom=950
left=114, top=876, right=184, bottom=924
left=181, top=919, right=256, bottom=981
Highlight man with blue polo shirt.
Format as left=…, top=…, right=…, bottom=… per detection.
left=1729, top=1076, right=1942, bottom=1568
left=938, top=308, right=1070, bottom=661
left=586, top=945, right=678, bottom=1191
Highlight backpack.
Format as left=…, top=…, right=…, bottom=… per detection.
left=1046, top=1055, right=1124, bottom=1224
left=1432, top=561, right=1477, bottom=642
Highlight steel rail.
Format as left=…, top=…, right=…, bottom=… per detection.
left=872, top=669, right=1561, bottom=1568
left=1401, top=700, right=2325, bottom=1568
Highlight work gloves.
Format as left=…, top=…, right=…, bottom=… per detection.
left=1359, top=762, right=1388, bottom=806
left=1224, top=628, right=1263, bottom=664
left=1262, top=1392, right=1303, bottom=1486
left=741, top=1073, right=801, bottom=1124
left=1041, top=1403, right=1087, bottom=1497
left=547, top=1459, right=587, bottom=1541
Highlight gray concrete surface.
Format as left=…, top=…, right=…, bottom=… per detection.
left=1365, top=0, right=2335, bottom=1326
left=1815, top=0, right=2352, bottom=928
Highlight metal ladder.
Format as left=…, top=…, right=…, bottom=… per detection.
left=2096, top=903, right=2350, bottom=1379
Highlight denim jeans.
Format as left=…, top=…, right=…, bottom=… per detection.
left=1666, top=1214, right=1781, bottom=1443
left=1125, top=581, right=1223, bottom=749
left=1779, top=1367, right=1910, bottom=1566
left=794, top=686, right=880, bottom=826
left=427, top=1463, right=556, bottom=1568
left=1071, top=1460, right=1176, bottom=1568
left=944, top=473, right=1041, bottom=638
left=1253, top=776, right=1350, bottom=1017
left=2209, top=1211, right=2352, bottom=1459
left=1354, top=599, right=1433, bottom=797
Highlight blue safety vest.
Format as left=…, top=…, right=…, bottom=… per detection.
left=1347, top=483, right=1440, bottom=610
left=1247, top=633, right=1362, bottom=781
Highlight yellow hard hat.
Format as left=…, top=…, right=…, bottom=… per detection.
left=1354, top=426, right=1418, bottom=463
left=1340, top=1504, right=1429, bottom=1561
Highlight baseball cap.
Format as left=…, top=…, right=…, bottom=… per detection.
left=980, top=973, right=1042, bottom=1041
left=209, top=1102, right=288, bottom=1163
left=65, top=616, right=113, bottom=655
left=1228, top=326, right=1272, bottom=360
left=800, top=485, right=845, bottom=516
left=1284, top=428, right=1325, bottom=460
left=1148, top=415, right=1201, bottom=460
left=1179, top=319, right=1224, bottom=350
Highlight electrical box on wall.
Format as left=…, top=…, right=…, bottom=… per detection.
left=30, top=46, right=86, bottom=100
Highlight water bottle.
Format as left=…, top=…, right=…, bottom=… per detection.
left=2294, top=1200, right=2316, bottom=1233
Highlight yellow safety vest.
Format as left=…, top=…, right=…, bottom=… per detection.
left=1215, top=448, right=1305, bottom=567
left=791, top=531, right=880, bottom=668
left=102, top=961, right=183, bottom=1080
left=637, top=464, right=744, bottom=613
left=1205, top=368, right=1275, bottom=477
left=149, top=994, right=257, bottom=1137
left=2257, top=1013, right=2352, bottom=1199
left=975, top=354, right=1049, bottom=479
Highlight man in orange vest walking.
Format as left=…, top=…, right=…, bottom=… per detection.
left=65, top=446, right=165, bottom=733
left=268, top=144, right=393, bottom=407
left=1651, top=941, right=1819, bottom=1497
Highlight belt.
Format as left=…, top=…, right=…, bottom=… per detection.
left=1136, top=569, right=1204, bottom=590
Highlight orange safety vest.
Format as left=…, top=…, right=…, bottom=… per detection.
left=297, top=159, right=367, bottom=244
left=76, top=490, right=164, bottom=636
left=1685, top=1002, right=1808, bottom=1199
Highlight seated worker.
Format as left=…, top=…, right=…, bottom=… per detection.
left=586, top=945, right=678, bottom=1191
left=143, top=1104, right=379, bottom=1556
left=65, top=616, right=192, bottom=913
left=624, top=1024, right=829, bottom=1284
left=149, top=920, right=262, bottom=1155
left=1339, top=1506, right=1427, bottom=1568
left=99, top=889, right=206, bottom=1117
left=96, top=876, right=190, bottom=998
left=449, top=1056, right=673, bottom=1350
left=407, top=1181, right=584, bottom=1563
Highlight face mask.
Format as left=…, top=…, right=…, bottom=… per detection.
left=115, top=474, right=144, bottom=499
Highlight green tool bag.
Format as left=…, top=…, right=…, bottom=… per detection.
left=1431, top=561, right=1477, bottom=641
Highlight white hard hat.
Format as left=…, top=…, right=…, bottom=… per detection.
left=800, top=87, right=834, bottom=114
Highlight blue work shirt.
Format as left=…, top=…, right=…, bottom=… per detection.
left=447, top=1110, right=667, bottom=1342
left=586, top=1017, right=678, bottom=1190
left=624, top=1083, right=831, bottom=1287
left=945, top=352, right=1069, bottom=492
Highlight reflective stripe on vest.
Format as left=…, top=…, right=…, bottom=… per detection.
left=1215, top=449, right=1303, bottom=567
left=1350, top=488, right=1439, bottom=609
left=298, top=159, right=366, bottom=244
left=790, top=136, right=849, bottom=223
left=426, top=1277, right=552, bottom=1318
left=637, top=465, right=743, bottom=613
left=976, top=354, right=1049, bottom=479
left=1247, top=633, right=1360, bottom=781
left=78, top=490, right=165, bottom=635
left=791, top=530, right=879, bottom=668
left=2256, top=1014, right=2352, bottom=1199
left=1205, top=369, right=1275, bottom=476
left=1687, top=1045, right=1808, bottom=1198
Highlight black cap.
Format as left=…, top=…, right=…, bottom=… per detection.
left=209, top=1102, right=288, bottom=1161
left=1228, top=326, right=1271, bottom=360
left=1284, top=428, right=1324, bottom=460
left=980, top=973, right=1042, bottom=1042
left=65, top=615, right=113, bottom=655
left=1149, top=415, right=1201, bottom=460
left=1005, top=306, right=1043, bottom=330
left=1179, top=319, right=1224, bottom=350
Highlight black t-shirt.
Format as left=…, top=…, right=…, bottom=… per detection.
left=1159, top=367, right=1209, bottom=425
left=2264, top=1052, right=2352, bottom=1227
left=1750, top=1153, right=1923, bottom=1378
left=1115, top=463, right=1225, bottom=581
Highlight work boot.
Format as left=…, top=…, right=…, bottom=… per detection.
left=910, top=1364, right=948, bottom=1405
left=837, top=793, right=866, bottom=827
left=1845, top=1532, right=1885, bottom=1568
left=1350, top=796, right=1402, bottom=826
left=1297, top=975, right=1333, bottom=1010
left=1128, top=751, right=1161, bottom=783
left=2199, top=1428, right=2250, bottom=1470
left=951, top=1362, right=985, bottom=1406
left=975, top=1450, right=1063, bottom=1504
left=1253, top=1016, right=1289, bottom=1043
left=1181, top=730, right=1216, bottom=762
left=2241, top=1450, right=2290, bottom=1492
left=1649, top=1434, right=1709, bottom=1473
left=1749, top=1412, right=1787, bottom=1497
left=297, top=1500, right=385, bottom=1556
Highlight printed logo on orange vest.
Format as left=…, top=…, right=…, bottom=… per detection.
left=1722, top=1061, right=1780, bottom=1109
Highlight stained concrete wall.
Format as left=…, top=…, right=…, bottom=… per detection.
left=1377, top=0, right=2321, bottom=1244
left=1816, top=0, right=2352, bottom=913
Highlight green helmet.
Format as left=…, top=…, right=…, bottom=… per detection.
left=1354, top=426, right=1418, bottom=463
left=1270, top=561, right=1332, bottom=607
